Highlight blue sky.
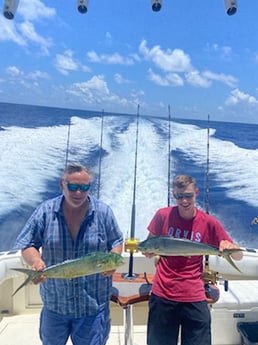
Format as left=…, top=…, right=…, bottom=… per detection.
left=0, top=0, right=258, bottom=123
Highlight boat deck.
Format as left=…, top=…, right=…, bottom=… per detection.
left=0, top=312, right=147, bottom=345
left=3, top=280, right=258, bottom=345
left=0, top=252, right=151, bottom=345
left=2, top=252, right=258, bottom=344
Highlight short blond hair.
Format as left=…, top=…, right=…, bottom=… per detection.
left=172, top=175, right=196, bottom=189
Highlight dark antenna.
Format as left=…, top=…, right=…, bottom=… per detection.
left=65, top=117, right=71, bottom=168
left=97, top=110, right=104, bottom=199
left=167, top=105, right=172, bottom=207
left=125, top=104, right=140, bottom=279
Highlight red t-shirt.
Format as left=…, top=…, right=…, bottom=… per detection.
left=148, top=206, right=233, bottom=302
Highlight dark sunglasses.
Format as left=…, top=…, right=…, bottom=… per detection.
left=174, top=192, right=195, bottom=200
left=64, top=182, right=90, bottom=192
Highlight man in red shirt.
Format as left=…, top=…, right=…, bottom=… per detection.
left=145, top=174, right=242, bottom=345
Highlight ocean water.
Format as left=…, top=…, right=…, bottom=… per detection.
left=1, top=102, right=258, bottom=251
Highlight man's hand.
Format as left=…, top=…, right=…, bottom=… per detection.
left=219, top=240, right=243, bottom=260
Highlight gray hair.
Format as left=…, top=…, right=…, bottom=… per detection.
left=63, top=163, right=92, bottom=179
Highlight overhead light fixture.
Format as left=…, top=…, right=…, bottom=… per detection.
left=151, top=0, right=162, bottom=12
left=3, top=0, right=19, bottom=20
left=77, top=0, right=88, bottom=14
left=1, top=0, right=238, bottom=19
left=224, top=0, right=237, bottom=15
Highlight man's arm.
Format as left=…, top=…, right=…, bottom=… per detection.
left=22, top=247, right=46, bottom=284
left=111, top=243, right=123, bottom=255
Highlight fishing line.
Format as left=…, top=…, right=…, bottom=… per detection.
left=203, top=115, right=226, bottom=291
left=204, top=115, right=210, bottom=275
left=205, top=114, right=210, bottom=215
left=97, top=109, right=104, bottom=199
left=65, top=117, right=71, bottom=168
left=167, top=105, right=172, bottom=207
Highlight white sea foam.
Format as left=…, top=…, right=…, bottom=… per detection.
left=169, top=122, right=258, bottom=208
left=1, top=116, right=258, bottom=242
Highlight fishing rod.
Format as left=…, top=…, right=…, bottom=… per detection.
left=204, top=115, right=210, bottom=275
left=167, top=105, right=172, bottom=207
left=203, top=115, right=228, bottom=294
left=203, top=114, right=220, bottom=296
left=124, top=104, right=140, bottom=279
left=65, top=117, right=71, bottom=168
left=97, top=109, right=104, bottom=199
left=205, top=114, right=210, bottom=214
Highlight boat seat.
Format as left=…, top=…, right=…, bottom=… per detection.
left=111, top=272, right=154, bottom=307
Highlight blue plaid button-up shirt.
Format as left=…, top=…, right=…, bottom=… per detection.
left=15, top=194, right=123, bottom=318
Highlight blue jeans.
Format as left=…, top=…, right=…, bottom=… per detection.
left=40, top=306, right=110, bottom=345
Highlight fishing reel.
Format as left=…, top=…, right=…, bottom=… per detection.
left=124, top=238, right=140, bottom=253
left=203, top=254, right=220, bottom=304
left=202, top=270, right=220, bottom=304
left=203, top=255, right=230, bottom=303
left=202, top=269, right=219, bottom=285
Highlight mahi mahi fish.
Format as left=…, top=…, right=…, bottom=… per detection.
left=12, top=251, right=124, bottom=296
left=138, top=236, right=243, bottom=273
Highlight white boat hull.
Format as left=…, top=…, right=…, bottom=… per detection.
left=1, top=250, right=258, bottom=344
left=209, top=250, right=258, bottom=280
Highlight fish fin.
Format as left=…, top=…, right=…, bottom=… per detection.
left=11, top=268, right=38, bottom=296
left=222, top=250, right=242, bottom=273
left=11, top=268, right=36, bottom=275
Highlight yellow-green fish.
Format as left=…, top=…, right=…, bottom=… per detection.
left=138, top=236, right=243, bottom=273
left=12, top=251, right=124, bottom=296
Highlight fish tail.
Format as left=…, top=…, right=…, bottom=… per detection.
left=222, top=249, right=242, bottom=273
left=11, top=268, right=38, bottom=296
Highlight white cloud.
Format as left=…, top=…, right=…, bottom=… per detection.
left=6, top=66, right=24, bottom=77
left=130, top=89, right=145, bottom=98
left=139, top=40, right=237, bottom=89
left=87, top=50, right=136, bottom=65
left=27, top=70, right=50, bottom=80
left=139, top=39, right=192, bottom=73
left=20, top=79, right=38, bottom=88
left=185, top=70, right=237, bottom=88
left=205, top=43, right=233, bottom=60
left=147, top=68, right=184, bottom=87
left=67, top=75, right=138, bottom=108
left=18, top=21, right=52, bottom=55
left=18, top=0, right=56, bottom=21
left=5, top=65, right=50, bottom=91
left=54, top=50, right=90, bottom=75
left=68, top=75, right=115, bottom=103
left=0, top=17, right=26, bottom=45
left=185, top=70, right=211, bottom=88
left=225, top=89, right=258, bottom=106
left=114, top=73, right=131, bottom=84
left=147, top=67, right=235, bottom=89
left=202, top=70, right=237, bottom=88
left=0, top=0, right=55, bottom=53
